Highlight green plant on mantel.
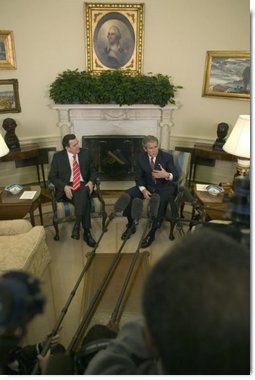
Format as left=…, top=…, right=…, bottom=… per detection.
left=49, top=69, right=182, bottom=107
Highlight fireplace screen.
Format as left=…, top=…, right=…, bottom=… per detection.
left=82, top=135, right=144, bottom=180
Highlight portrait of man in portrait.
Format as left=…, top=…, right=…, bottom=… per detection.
left=94, top=12, right=135, bottom=69
left=85, top=3, right=144, bottom=73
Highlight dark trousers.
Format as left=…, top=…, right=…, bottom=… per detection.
left=61, top=183, right=92, bottom=229
left=123, top=185, right=177, bottom=229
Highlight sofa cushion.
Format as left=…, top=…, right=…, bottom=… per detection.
left=0, top=219, right=32, bottom=235
left=0, top=226, right=51, bottom=277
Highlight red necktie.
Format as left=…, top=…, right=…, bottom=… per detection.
left=72, top=154, right=81, bottom=190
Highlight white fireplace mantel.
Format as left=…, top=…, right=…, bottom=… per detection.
left=52, top=104, right=178, bottom=150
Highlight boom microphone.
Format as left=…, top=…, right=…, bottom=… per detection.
left=65, top=198, right=144, bottom=354
left=109, top=196, right=160, bottom=323
left=174, top=186, right=185, bottom=210
left=147, top=193, right=160, bottom=220
left=31, top=193, right=131, bottom=375
left=179, top=186, right=202, bottom=214
left=131, top=197, right=144, bottom=223
left=109, top=193, right=131, bottom=220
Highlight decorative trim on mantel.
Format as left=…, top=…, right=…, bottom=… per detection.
left=52, top=104, right=178, bottom=150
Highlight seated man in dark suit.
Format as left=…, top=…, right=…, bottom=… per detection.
left=122, top=135, right=179, bottom=248
left=48, top=134, right=97, bottom=247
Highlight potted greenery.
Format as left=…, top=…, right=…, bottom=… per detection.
left=49, top=70, right=181, bottom=107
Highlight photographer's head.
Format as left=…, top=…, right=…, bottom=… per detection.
left=142, top=229, right=250, bottom=374
left=0, top=270, right=45, bottom=340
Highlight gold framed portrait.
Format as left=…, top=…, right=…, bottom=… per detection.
left=202, top=51, right=250, bottom=100
left=85, top=3, right=144, bottom=73
left=0, top=30, right=16, bottom=69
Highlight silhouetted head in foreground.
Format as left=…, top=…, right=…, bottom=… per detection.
left=142, top=229, right=250, bottom=375
left=0, top=271, right=45, bottom=372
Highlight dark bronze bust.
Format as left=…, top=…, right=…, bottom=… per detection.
left=213, top=122, right=229, bottom=151
left=2, top=118, right=20, bottom=151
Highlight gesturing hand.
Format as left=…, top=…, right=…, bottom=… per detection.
left=142, top=188, right=152, bottom=199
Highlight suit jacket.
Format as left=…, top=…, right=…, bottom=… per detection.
left=48, top=148, right=97, bottom=201
left=135, top=149, right=179, bottom=192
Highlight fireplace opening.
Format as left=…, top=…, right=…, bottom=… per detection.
left=82, top=135, right=144, bottom=180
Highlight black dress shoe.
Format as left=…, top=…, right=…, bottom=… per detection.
left=121, top=224, right=136, bottom=240
left=71, top=223, right=80, bottom=240
left=83, top=230, right=96, bottom=248
left=141, top=232, right=155, bottom=248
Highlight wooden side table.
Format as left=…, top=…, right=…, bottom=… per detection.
left=193, top=188, right=230, bottom=221
left=0, top=185, right=43, bottom=225
left=0, top=143, right=46, bottom=187
left=189, top=143, right=237, bottom=185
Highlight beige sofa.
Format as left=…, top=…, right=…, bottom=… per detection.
left=0, top=219, right=51, bottom=277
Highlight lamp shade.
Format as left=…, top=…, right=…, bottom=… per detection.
left=0, top=134, right=9, bottom=157
left=223, top=115, right=250, bottom=158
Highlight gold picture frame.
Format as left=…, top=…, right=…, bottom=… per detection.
left=0, top=30, right=16, bottom=69
left=202, top=51, right=250, bottom=100
left=85, top=2, right=144, bottom=73
left=0, top=79, right=21, bottom=113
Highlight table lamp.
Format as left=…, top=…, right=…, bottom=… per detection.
left=223, top=115, right=250, bottom=176
left=0, top=134, right=9, bottom=157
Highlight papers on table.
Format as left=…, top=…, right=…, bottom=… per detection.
left=19, top=191, right=37, bottom=199
left=196, top=184, right=210, bottom=191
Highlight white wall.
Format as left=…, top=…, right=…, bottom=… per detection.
left=0, top=0, right=250, bottom=185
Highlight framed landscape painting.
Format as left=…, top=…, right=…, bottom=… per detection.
left=202, top=51, right=250, bottom=100
left=84, top=3, right=144, bottom=73
left=0, top=79, right=21, bottom=113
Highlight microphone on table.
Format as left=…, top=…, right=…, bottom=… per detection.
left=65, top=198, right=144, bottom=354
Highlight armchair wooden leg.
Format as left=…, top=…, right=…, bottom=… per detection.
left=180, top=202, right=185, bottom=218
left=53, top=217, right=60, bottom=241
left=169, top=220, right=176, bottom=240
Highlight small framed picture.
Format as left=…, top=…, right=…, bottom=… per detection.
left=202, top=51, right=250, bottom=100
left=0, top=79, right=21, bottom=113
left=85, top=2, right=144, bottom=73
left=0, top=30, right=17, bottom=69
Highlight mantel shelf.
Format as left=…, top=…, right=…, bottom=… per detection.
left=52, top=104, right=177, bottom=111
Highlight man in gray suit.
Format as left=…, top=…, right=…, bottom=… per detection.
left=48, top=134, right=97, bottom=247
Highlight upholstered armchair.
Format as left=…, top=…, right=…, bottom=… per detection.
left=48, top=179, right=107, bottom=241
left=166, top=149, right=192, bottom=240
